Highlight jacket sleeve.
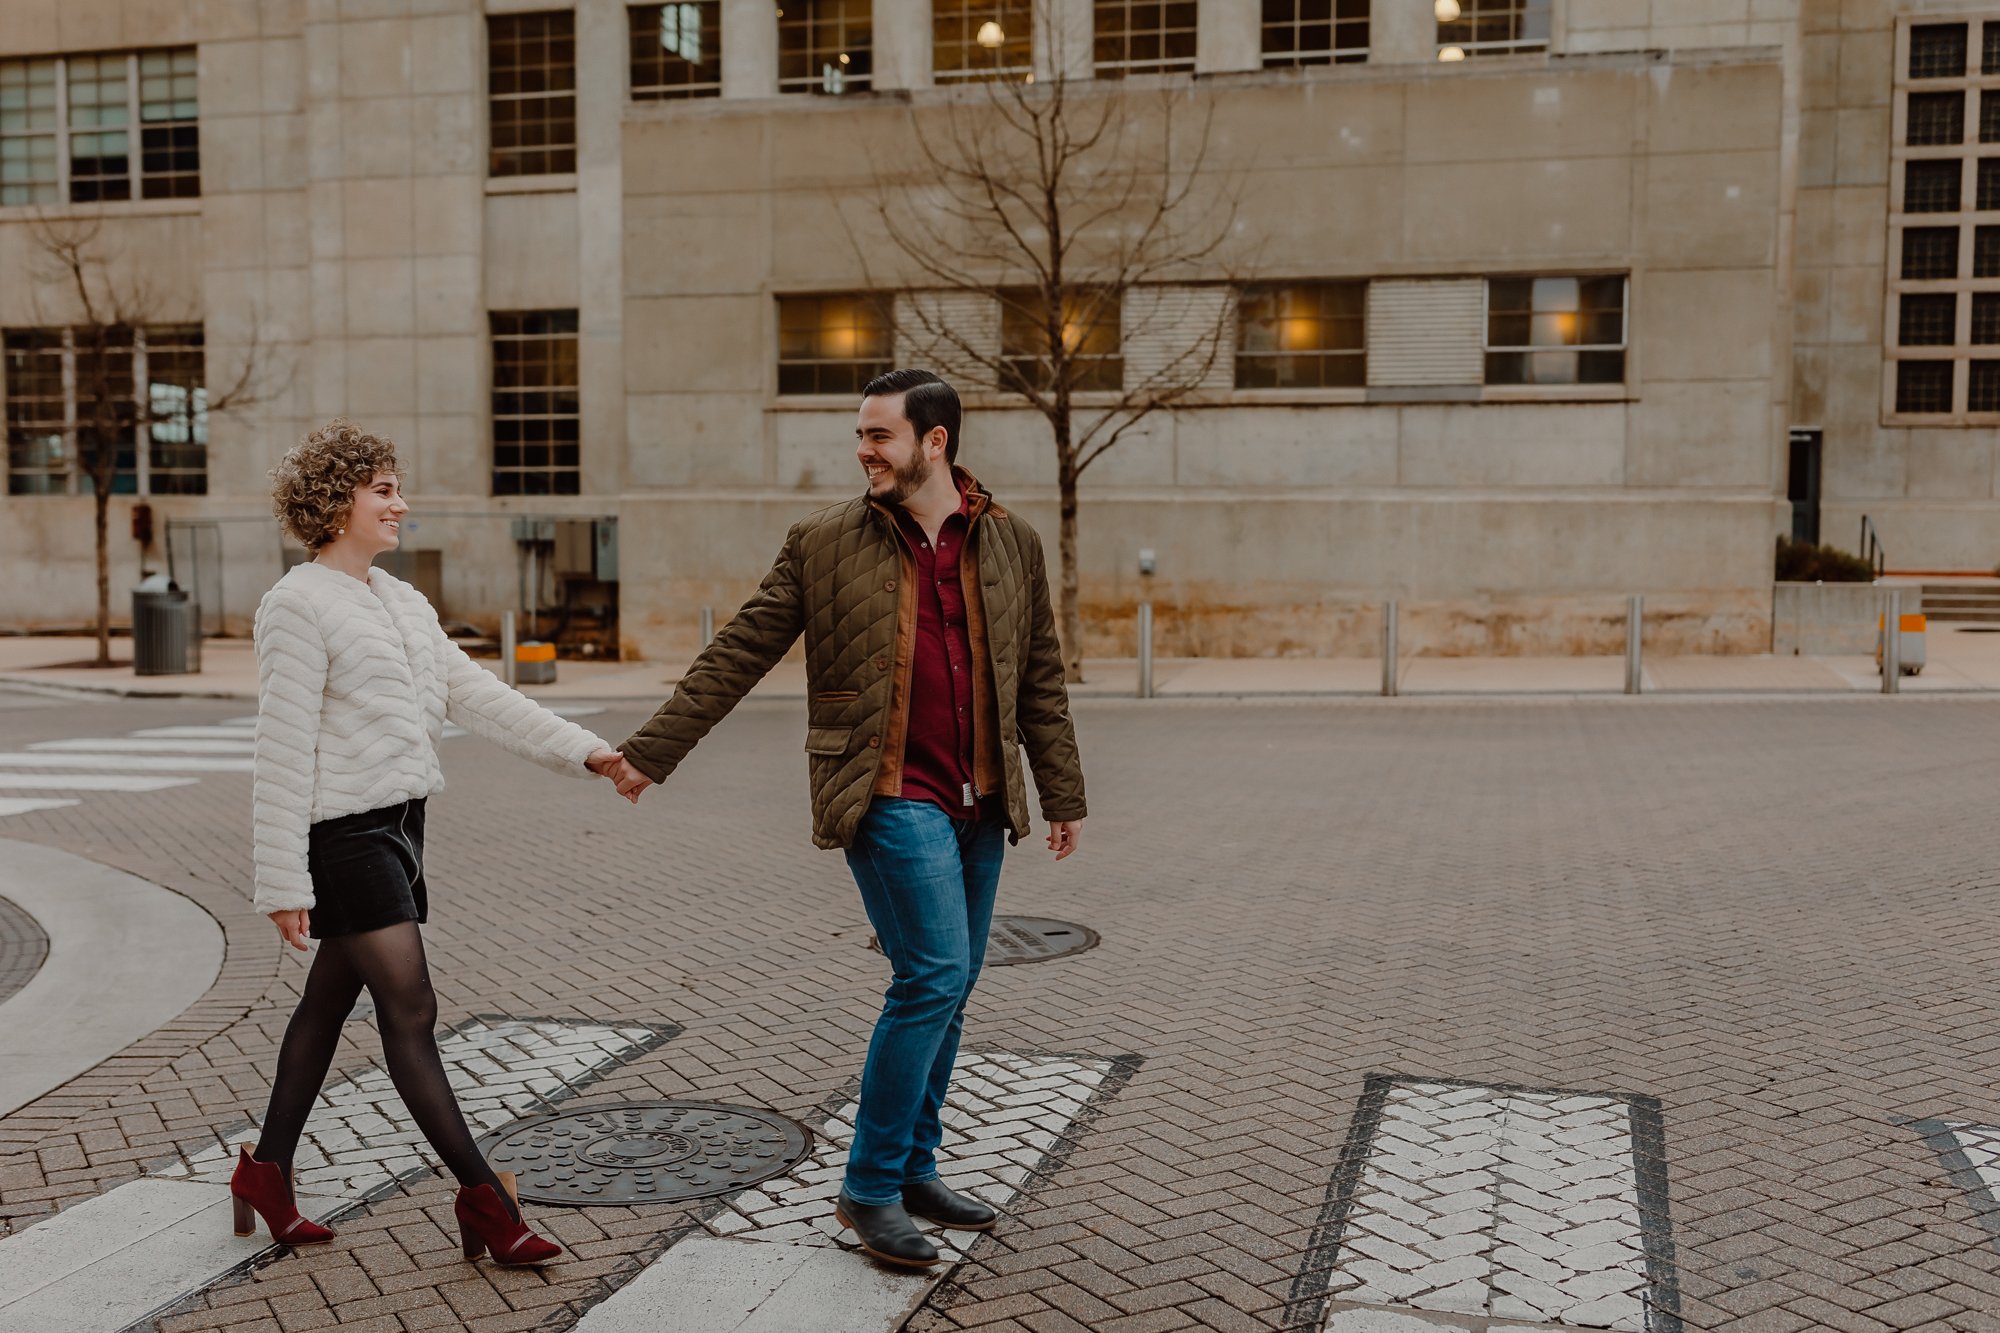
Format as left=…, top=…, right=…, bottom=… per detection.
left=252, top=587, right=326, bottom=913
left=620, top=523, right=807, bottom=783
left=1016, top=525, right=1088, bottom=823
left=439, top=625, right=609, bottom=775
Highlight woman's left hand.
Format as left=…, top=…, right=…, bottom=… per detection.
left=585, top=748, right=623, bottom=777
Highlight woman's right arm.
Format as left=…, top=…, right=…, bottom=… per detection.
left=253, top=588, right=326, bottom=925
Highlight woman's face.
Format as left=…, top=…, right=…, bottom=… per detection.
left=329, top=470, right=408, bottom=558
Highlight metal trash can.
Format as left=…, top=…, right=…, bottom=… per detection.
left=131, top=584, right=197, bottom=676
left=514, top=640, right=557, bottom=685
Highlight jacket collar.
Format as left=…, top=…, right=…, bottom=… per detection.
left=866, top=465, right=1006, bottom=529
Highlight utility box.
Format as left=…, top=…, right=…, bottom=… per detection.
left=1877, top=611, right=1927, bottom=676
left=552, top=520, right=596, bottom=579
left=593, top=517, right=618, bottom=582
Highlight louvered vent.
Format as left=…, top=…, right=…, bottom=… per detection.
left=1366, top=278, right=1485, bottom=387
left=1122, top=285, right=1234, bottom=391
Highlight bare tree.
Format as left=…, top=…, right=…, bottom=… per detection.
left=852, top=16, right=1247, bottom=679
left=29, top=217, right=274, bottom=666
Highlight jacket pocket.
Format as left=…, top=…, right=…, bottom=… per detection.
left=805, top=725, right=851, bottom=755
left=813, top=691, right=860, bottom=705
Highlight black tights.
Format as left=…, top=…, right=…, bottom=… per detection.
left=252, top=921, right=514, bottom=1218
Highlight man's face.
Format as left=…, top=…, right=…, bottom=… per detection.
left=855, top=392, right=934, bottom=506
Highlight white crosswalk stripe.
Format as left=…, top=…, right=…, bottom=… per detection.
left=31, top=738, right=256, bottom=754
left=1905, top=1116, right=2000, bottom=1254
left=0, top=797, right=81, bottom=817
left=0, top=1017, right=669, bottom=1333
left=129, top=726, right=263, bottom=739
left=576, top=1050, right=1119, bottom=1333
left=0, top=775, right=196, bottom=792
left=0, top=753, right=253, bottom=773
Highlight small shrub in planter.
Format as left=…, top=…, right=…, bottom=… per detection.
left=1775, top=536, right=1875, bottom=582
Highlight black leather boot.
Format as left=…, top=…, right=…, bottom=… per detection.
left=901, top=1178, right=999, bottom=1231
left=834, top=1192, right=941, bottom=1268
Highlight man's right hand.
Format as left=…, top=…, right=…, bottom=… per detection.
left=606, top=754, right=655, bottom=804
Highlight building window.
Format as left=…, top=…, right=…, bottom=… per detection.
left=1980, top=158, right=2000, bottom=209
left=0, top=50, right=199, bottom=205
left=1235, top=283, right=1365, bottom=388
left=1436, top=0, right=1550, bottom=60
left=1909, top=91, right=1965, bottom=145
left=1903, top=226, right=1960, bottom=279
left=1000, top=290, right=1122, bottom=392
left=1896, top=360, right=1954, bottom=412
left=3, top=325, right=205, bottom=496
left=490, top=12, right=577, bottom=176
left=1900, top=292, right=1957, bottom=345
left=1904, top=159, right=1962, bottom=212
left=1979, top=225, right=2000, bottom=277
left=491, top=311, right=580, bottom=496
left=1094, top=0, right=1198, bottom=77
left=1262, top=0, right=1369, bottom=66
left=1910, top=22, right=1968, bottom=80
left=776, top=294, right=892, bottom=394
left=1982, top=90, right=2000, bottom=141
left=780, top=0, right=872, bottom=94
left=1987, top=20, right=2000, bottom=74
left=934, top=0, right=1032, bottom=82
left=630, top=2, right=723, bottom=99
left=1484, top=276, right=1626, bottom=386
left=1972, top=360, right=2000, bottom=411
left=1974, top=292, right=2000, bottom=344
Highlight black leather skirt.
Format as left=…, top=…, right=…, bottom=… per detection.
left=305, top=798, right=428, bottom=939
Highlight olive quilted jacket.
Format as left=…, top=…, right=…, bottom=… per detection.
left=618, top=472, right=1087, bottom=849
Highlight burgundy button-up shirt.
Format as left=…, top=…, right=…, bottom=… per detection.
left=890, top=483, right=987, bottom=821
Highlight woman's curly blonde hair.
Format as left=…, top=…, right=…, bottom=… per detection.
left=271, top=419, right=403, bottom=550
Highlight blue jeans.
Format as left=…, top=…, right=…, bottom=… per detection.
left=842, top=797, right=1007, bottom=1205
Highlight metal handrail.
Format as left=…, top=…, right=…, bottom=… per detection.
left=1860, top=515, right=1887, bottom=578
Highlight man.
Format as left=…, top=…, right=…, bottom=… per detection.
left=607, top=368, right=1087, bottom=1268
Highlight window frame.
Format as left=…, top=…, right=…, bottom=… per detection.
left=1233, top=281, right=1368, bottom=390
left=775, top=293, right=895, bottom=397
left=0, top=48, right=200, bottom=208
left=490, top=309, right=582, bottom=497
left=1260, top=0, right=1370, bottom=68
left=488, top=11, right=579, bottom=179
left=779, top=0, right=874, bottom=95
left=3, top=324, right=206, bottom=497
left=1436, top=0, right=1552, bottom=61
left=998, top=288, right=1124, bottom=395
left=629, top=2, right=724, bottom=101
left=933, top=0, right=1034, bottom=83
left=1480, top=274, right=1629, bottom=390
left=1093, top=0, right=1199, bottom=79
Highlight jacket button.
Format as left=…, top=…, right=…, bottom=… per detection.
left=868, top=736, right=881, bottom=748
left=884, top=580, right=897, bottom=592
left=875, top=657, right=888, bottom=670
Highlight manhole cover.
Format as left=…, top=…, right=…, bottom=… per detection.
left=478, top=1101, right=812, bottom=1206
left=870, top=915, right=1098, bottom=965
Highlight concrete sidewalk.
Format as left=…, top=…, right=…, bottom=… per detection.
left=8, top=625, right=2000, bottom=701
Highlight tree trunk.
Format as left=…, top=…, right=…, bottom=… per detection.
left=1056, top=446, right=1083, bottom=684
left=93, top=482, right=111, bottom=667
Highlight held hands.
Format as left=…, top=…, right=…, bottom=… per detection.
left=1047, top=819, right=1083, bottom=861
left=270, top=909, right=311, bottom=951
left=586, top=748, right=655, bottom=804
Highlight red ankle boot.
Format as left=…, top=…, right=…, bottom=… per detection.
left=455, top=1172, right=562, bottom=1267
left=229, top=1144, right=336, bottom=1245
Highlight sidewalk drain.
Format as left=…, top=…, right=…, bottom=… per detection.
left=478, top=1101, right=812, bottom=1206
left=869, top=914, right=1099, bottom=965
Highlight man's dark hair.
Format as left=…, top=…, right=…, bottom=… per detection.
left=862, top=368, right=962, bottom=465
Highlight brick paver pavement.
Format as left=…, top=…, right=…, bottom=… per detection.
left=4, top=692, right=2000, bottom=1331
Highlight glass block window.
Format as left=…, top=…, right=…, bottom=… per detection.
left=1977, top=225, right=2000, bottom=277
left=1983, top=90, right=2000, bottom=142
left=489, top=12, right=577, bottom=176
left=1972, top=360, right=2000, bottom=410
left=1484, top=275, right=1626, bottom=386
left=934, top=0, right=1032, bottom=82
left=0, top=60, right=59, bottom=206
left=1900, top=292, right=1957, bottom=345
left=1903, top=226, right=1960, bottom=279
left=71, top=327, right=138, bottom=493
left=1981, top=158, right=2000, bottom=209
left=1437, top=0, right=1551, bottom=60
left=1974, top=293, right=2000, bottom=344
left=1094, top=0, right=1199, bottom=77
left=491, top=310, right=581, bottom=496
left=776, top=294, right=893, bottom=395
left=1235, top=283, right=1365, bottom=388
left=630, top=2, right=723, bottom=99
left=779, top=0, right=872, bottom=94
left=3, top=331, right=68, bottom=495
left=1262, top=0, right=1368, bottom=66
left=1000, top=289, right=1122, bottom=392
left=139, top=49, right=199, bottom=198
left=144, top=324, right=205, bottom=495
left=66, top=53, right=131, bottom=203
left=1896, top=360, right=1954, bottom=412
left=1905, top=159, right=1962, bottom=212
left=1909, top=91, right=1965, bottom=145
left=1910, top=23, right=1968, bottom=79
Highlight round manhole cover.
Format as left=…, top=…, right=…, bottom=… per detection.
left=870, top=914, right=1098, bottom=965
left=478, top=1102, right=812, bottom=1206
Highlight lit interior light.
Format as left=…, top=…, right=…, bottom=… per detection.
left=1279, top=317, right=1320, bottom=351
left=1438, top=45, right=1466, bottom=61
left=838, top=51, right=850, bottom=64
left=1434, top=0, right=1461, bottom=21
left=1024, top=72, right=1035, bottom=83
left=977, top=20, right=1006, bottom=48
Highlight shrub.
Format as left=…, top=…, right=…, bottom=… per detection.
left=1775, top=536, right=1876, bottom=582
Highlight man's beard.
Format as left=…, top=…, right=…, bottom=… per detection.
left=875, top=451, right=932, bottom=506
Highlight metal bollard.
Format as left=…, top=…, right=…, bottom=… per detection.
left=700, top=606, right=715, bottom=648
left=1382, top=599, right=1399, bottom=698
left=1625, top=594, right=1644, bottom=696
left=501, top=610, right=517, bottom=688
left=1137, top=601, right=1154, bottom=700
left=1882, top=590, right=1901, bottom=694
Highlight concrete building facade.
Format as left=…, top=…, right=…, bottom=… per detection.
left=0, top=0, right=1980, bottom=660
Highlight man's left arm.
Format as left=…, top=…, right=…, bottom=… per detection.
left=1016, top=527, right=1087, bottom=852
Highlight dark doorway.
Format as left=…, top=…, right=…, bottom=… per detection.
left=1788, top=428, right=1822, bottom=545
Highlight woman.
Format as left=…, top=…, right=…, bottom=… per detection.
left=235, top=418, right=624, bottom=1266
